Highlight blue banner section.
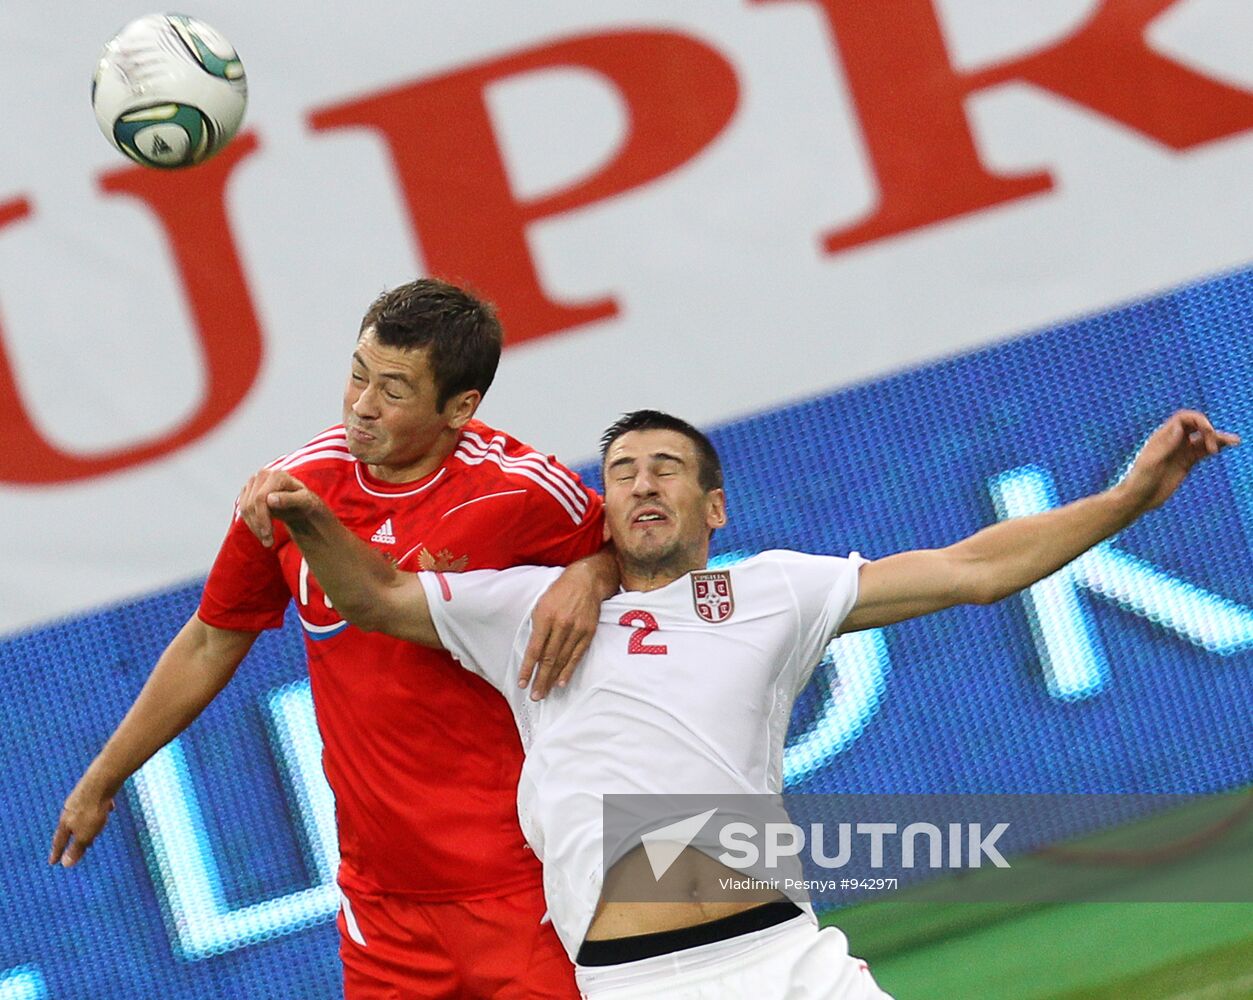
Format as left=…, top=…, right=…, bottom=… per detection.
left=3, top=268, right=1251, bottom=995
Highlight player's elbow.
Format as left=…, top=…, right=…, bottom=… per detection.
left=323, top=590, right=388, bottom=634
left=967, top=583, right=1002, bottom=606
left=345, top=607, right=387, bottom=634
left=349, top=589, right=413, bottom=639
left=948, top=548, right=1000, bottom=606
left=959, top=569, right=1004, bottom=607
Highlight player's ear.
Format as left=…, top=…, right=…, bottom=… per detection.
left=705, top=489, right=727, bottom=531
left=444, top=389, right=481, bottom=430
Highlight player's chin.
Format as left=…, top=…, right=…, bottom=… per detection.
left=623, top=536, right=678, bottom=565
left=345, top=437, right=381, bottom=462
left=618, top=538, right=655, bottom=564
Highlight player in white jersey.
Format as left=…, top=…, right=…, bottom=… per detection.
left=421, top=547, right=865, bottom=953
left=241, top=407, right=1238, bottom=999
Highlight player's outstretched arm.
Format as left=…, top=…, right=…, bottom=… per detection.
left=258, top=471, right=443, bottom=648
left=50, top=615, right=256, bottom=867
left=842, top=410, right=1239, bottom=632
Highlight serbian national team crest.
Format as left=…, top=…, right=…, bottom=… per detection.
left=691, top=570, right=734, bottom=623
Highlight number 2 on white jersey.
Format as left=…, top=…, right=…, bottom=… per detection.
left=619, top=611, right=668, bottom=655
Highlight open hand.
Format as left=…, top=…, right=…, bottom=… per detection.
left=1119, top=410, right=1240, bottom=512
left=520, top=566, right=600, bottom=700
left=49, top=779, right=115, bottom=868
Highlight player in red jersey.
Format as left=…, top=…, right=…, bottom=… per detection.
left=51, top=279, right=613, bottom=998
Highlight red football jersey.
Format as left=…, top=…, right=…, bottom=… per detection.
left=198, top=420, right=604, bottom=899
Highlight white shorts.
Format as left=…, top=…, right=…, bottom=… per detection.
left=574, top=916, right=892, bottom=999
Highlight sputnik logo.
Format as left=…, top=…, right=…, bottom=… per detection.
left=640, top=808, right=718, bottom=880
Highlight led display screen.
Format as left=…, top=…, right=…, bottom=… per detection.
left=3, top=268, right=1250, bottom=997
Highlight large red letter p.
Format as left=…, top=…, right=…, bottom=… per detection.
left=311, top=31, right=740, bottom=346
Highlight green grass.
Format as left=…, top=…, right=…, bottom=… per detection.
left=1056, top=933, right=1253, bottom=999
left=856, top=903, right=1253, bottom=999
left=822, top=793, right=1253, bottom=998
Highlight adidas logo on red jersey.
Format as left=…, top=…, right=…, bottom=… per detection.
left=371, top=518, right=396, bottom=545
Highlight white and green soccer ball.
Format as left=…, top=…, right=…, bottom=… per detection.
left=92, top=13, right=247, bottom=169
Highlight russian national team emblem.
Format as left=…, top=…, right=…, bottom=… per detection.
left=692, top=570, right=734, bottom=623
left=417, top=546, right=470, bottom=573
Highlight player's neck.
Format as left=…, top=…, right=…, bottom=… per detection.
left=618, top=549, right=709, bottom=593
left=364, top=429, right=461, bottom=484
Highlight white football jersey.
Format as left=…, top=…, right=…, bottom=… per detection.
left=418, top=549, right=865, bottom=958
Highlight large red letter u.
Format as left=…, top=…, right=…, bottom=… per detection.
left=0, top=134, right=264, bottom=485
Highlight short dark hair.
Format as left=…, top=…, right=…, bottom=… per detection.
left=599, top=410, right=723, bottom=491
left=359, top=279, right=503, bottom=409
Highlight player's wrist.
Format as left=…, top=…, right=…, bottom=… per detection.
left=77, top=762, right=124, bottom=801
left=1104, top=478, right=1152, bottom=522
left=576, top=547, right=621, bottom=599
left=281, top=497, right=330, bottom=538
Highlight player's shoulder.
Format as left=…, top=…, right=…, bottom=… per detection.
left=733, top=549, right=863, bottom=586
left=264, top=425, right=354, bottom=482
left=452, top=419, right=580, bottom=478
left=465, top=563, right=565, bottom=586
left=748, top=548, right=859, bottom=567
left=733, top=549, right=812, bottom=573
left=451, top=419, right=594, bottom=524
left=431, top=563, right=563, bottom=607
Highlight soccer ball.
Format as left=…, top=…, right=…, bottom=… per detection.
left=92, top=13, right=247, bottom=169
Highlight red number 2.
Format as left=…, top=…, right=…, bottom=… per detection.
left=619, top=610, right=668, bottom=655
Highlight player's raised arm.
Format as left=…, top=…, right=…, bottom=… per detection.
left=842, top=410, right=1240, bottom=633
left=255, top=470, right=444, bottom=648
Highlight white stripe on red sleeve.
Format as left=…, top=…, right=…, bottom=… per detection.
left=456, top=431, right=589, bottom=514
left=454, top=447, right=585, bottom=524
left=265, top=426, right=349, bottom=469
